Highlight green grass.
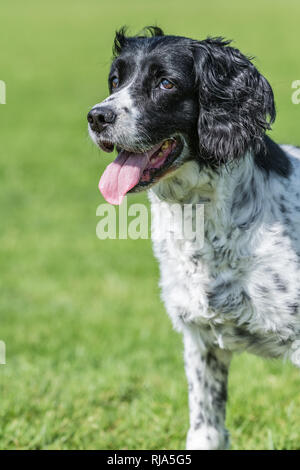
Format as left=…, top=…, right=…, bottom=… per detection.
left=0, top=0, right=300, bottom=450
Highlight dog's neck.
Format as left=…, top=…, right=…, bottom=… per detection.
left=150, top=151, right=271, bottom=233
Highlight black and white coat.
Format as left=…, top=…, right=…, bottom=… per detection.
left=150, top=144, right=300, bottom=449
left=88, top=27, right=300, bottom=449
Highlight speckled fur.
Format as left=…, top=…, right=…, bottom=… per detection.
left=87, top=27, right=300, bottom=449
left=149, top=145, right=300, bottom=449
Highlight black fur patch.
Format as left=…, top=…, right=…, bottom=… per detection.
left=254, top=136, right=291, bottom=178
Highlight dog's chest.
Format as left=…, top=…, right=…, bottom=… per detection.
left=151, top=199, right=246, bottom=331
left=150, top=194, right=300, bottom=354
left=152, top=215, right=244, bottom=330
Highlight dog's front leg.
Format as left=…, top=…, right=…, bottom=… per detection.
left=183, top=328, right=232, bottom=450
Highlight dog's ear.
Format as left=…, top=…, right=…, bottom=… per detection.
left=192, top=38, right=276, bottom=164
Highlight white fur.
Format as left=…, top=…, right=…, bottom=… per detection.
left=89, top=81, right=143, bottom=151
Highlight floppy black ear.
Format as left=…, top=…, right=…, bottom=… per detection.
left=192, top=38, right=276, bottom=164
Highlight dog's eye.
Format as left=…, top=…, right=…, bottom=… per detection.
left=160, top=79, right=174, bottom=90
left=111, top=77, right=119, bottom=89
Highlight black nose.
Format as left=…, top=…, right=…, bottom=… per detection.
left=87, top=106, right=116, bottom=132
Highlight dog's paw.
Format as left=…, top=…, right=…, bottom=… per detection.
left=186, top=427, right=230, bottom=450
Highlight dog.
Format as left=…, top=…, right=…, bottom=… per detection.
left=87, top=26, right=300, bottom=450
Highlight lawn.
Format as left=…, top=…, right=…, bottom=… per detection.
left=0, top=0, right=300, bottom=450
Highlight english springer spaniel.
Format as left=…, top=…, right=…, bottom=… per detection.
left=87, top=27, right=300, bottom=450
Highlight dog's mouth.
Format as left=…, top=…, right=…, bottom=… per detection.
left=98, top=137, right=183, bottom=205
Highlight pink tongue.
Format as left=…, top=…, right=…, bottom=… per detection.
left=99, top=144, right=161, bottom=205
left=99, top=152, right=148, bottom=205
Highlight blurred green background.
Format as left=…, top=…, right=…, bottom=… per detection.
left=0, top=0, right=300, bottom=450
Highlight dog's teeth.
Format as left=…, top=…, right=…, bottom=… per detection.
left=161, top=141, right=170, bottom=150
left=158, top=151, right=163, bottom=157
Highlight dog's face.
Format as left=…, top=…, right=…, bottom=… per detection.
left=88, top=27, right=276, bottom=205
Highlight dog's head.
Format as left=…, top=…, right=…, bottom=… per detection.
left=88, top=27, right=276, bottom=205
